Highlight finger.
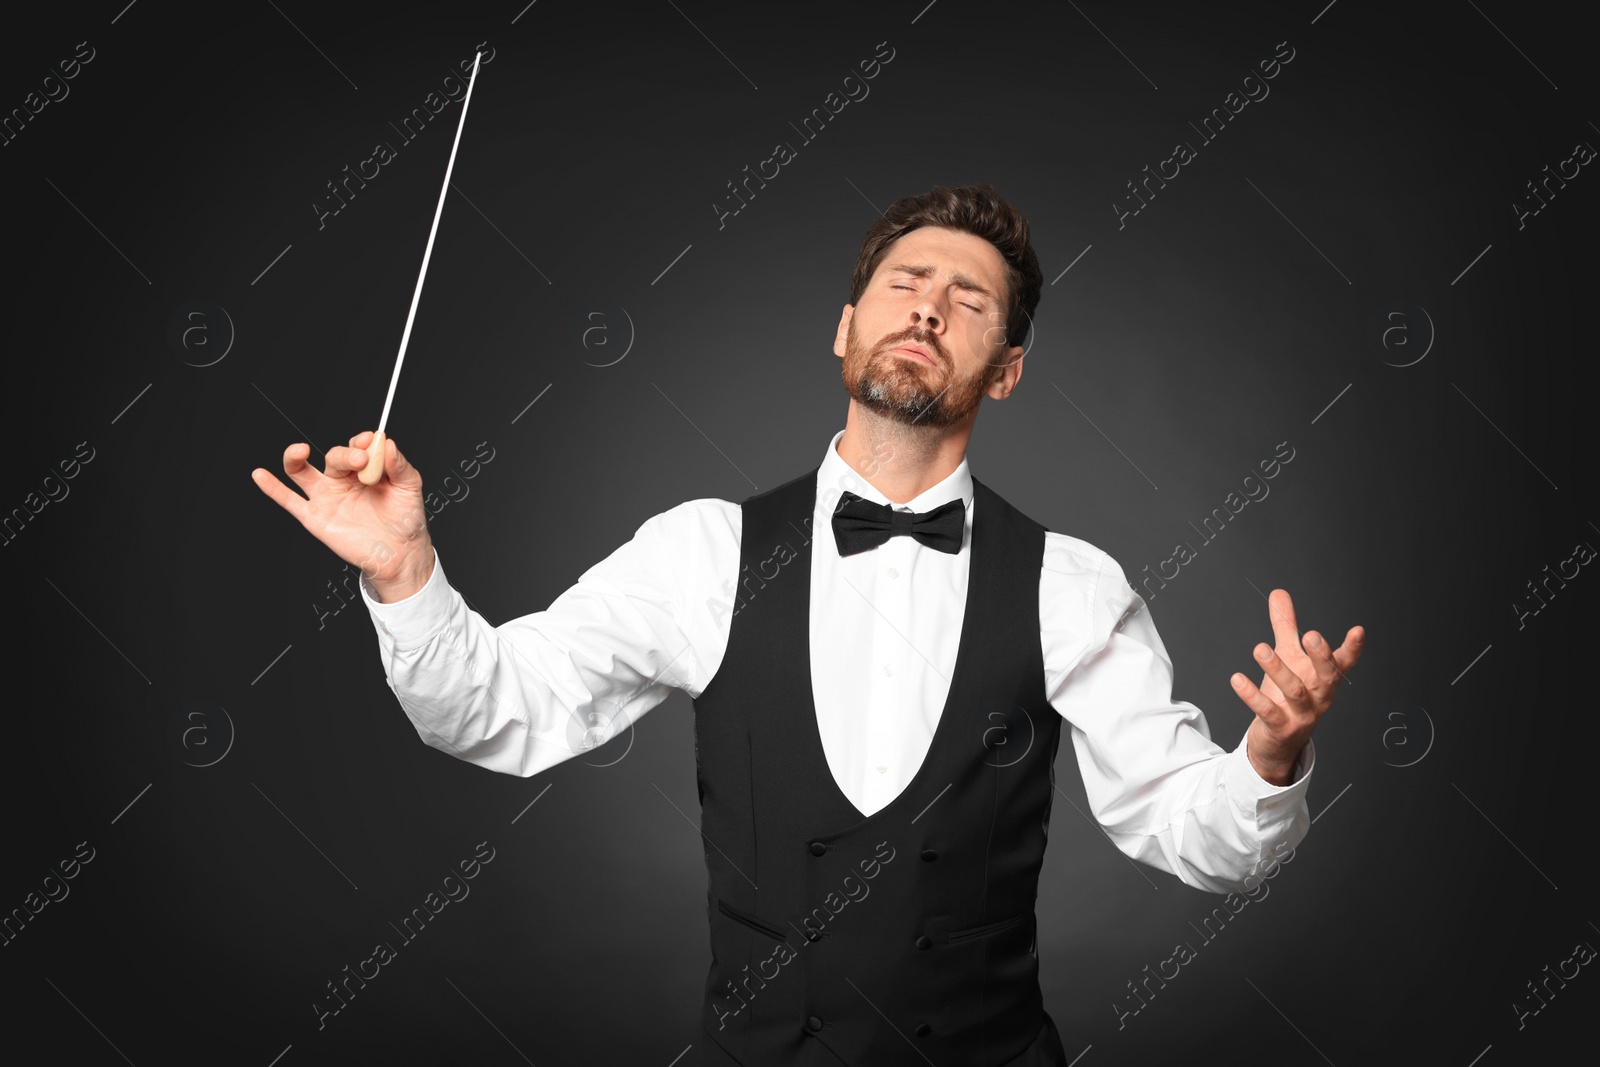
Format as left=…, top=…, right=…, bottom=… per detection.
left=282, top=443, right=320, bottom=493
left=1267, top=588, right=1303, bottom=652
left=1230, top=672, right=1285, bottom=727
left=251, top=467, right=309, bottom=522
left=1253, top=643, right=1311, bottom=710
left=385, top=437, right=421, bottom=489
left=1331, top=625, right=1366, bottom=673
left=324, top=444, right=370, bottom=479
left=348, top=429, right=375, bottom=449
left=1301, top=630, right=1340, bottom=684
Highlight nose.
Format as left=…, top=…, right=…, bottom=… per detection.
left=908, top=296, right=943, bottom=335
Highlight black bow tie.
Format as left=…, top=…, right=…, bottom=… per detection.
left=831, top=491, right=966, bottom=557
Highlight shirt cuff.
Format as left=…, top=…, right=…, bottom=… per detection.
left=1224, top=733, right=1315, bottom=819
left=358, top=546, right=455, bottom=649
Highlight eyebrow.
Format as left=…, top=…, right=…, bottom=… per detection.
left=886, top=262, right=997, bottom=303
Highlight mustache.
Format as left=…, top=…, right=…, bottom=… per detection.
left=875, top=328, right=945, bottom=365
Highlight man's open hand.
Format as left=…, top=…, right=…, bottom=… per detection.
left=1231, top=588, right=1365, bottom=786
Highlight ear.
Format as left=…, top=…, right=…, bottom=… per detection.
left=986, top=345, right=1025, bottom=400
left=833, top=304, right=854, bottom=359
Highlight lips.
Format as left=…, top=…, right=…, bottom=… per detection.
left=889, top=343, right=935, bottom=364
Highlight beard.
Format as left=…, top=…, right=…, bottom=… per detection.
left=840, top=319, right=995, bottom=429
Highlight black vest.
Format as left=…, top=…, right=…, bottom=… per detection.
left=692, top=468, right=1068, bottom=1066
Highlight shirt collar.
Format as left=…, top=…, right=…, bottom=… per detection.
left=815, top=428, right=974, bottom=514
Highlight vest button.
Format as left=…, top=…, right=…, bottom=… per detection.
left=806, top=1015, right=824, bottom=1032
left=915, top=935, right=932, bottom=949
left=914, top=1022, right=932, bottom=1037
left=809, top=841, right=827, bottom=857
left=920, top=849, right=938, bottom=862
left=805, top=929, right=821, bottom=942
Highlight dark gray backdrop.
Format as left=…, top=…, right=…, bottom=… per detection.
left=2, top=1, right=1594, bottom=1064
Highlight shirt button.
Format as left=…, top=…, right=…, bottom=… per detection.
left=915, top=935, right=932, bottom=950
left=876, top=765, right=888, bottom=774
left=806, top=1015, right=824, bottom=1032
left=809, top=841, right=827, bottom=857
left=882, top=665, right=892, bottom=677
left=888, top=567, right=900, bottom=578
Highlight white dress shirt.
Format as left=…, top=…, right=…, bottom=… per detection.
left=361, top=430, right=1314, bottom=894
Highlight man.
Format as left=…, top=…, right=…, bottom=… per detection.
left=253, top=183, right=1364, bottom=1065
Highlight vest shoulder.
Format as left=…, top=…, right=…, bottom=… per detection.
left=738, top=467, right=817, bottom=508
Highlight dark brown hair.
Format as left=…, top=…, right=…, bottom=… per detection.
left=849, top=183, right=1042, bottom=352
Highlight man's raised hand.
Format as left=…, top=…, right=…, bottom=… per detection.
left=1230, top=588, right=1365, bottom=786
left=251, top=431, right=435, bottom=601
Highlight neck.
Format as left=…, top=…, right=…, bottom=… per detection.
left=836, top=401, right=974, bottom=504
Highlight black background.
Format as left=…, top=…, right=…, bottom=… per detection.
left=1, top=1, right=1594, bottom=1064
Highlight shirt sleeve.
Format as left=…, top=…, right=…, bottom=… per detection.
left=1041, top=536, right=1314, bottom=894
left=356, top=498, right=740, bottom=777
